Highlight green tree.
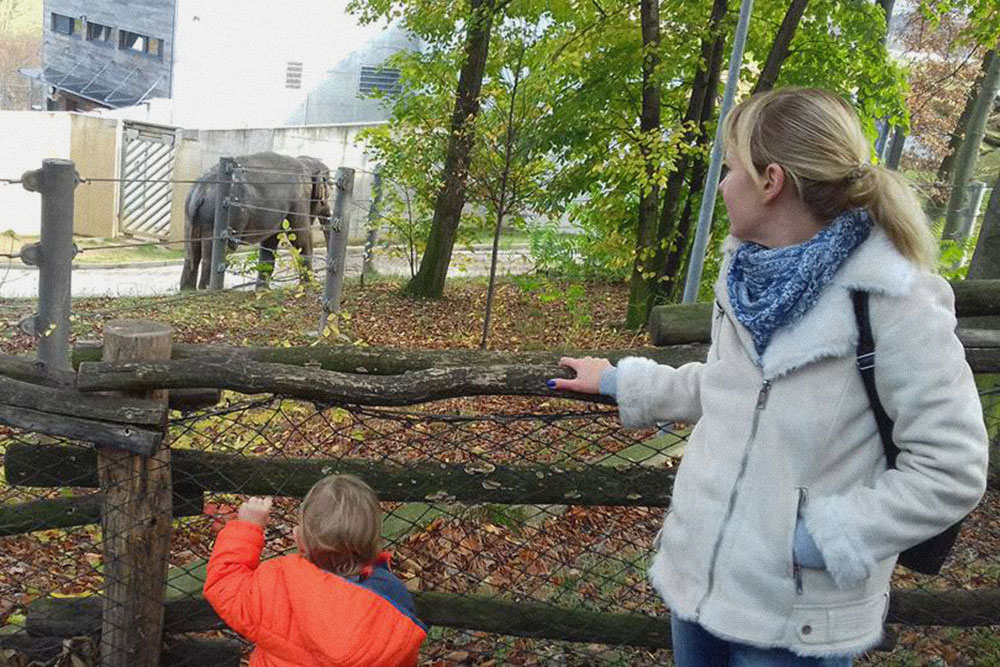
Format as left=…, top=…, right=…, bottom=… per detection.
left=353, top=0, right=910, bottom=310
left=469, top=17, right=553, bottom=347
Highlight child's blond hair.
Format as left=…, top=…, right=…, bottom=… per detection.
left=723, top=87, right=937, bottom=268
left=299, top=474, right=381, bottom=577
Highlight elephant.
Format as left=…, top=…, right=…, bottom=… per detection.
left=180, top=152, right=332, bottom=290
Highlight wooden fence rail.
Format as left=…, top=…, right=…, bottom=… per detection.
left=4, top=441, right=676, bottom=508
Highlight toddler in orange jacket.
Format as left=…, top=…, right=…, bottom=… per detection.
left=204, top=474, right=427, bottom=667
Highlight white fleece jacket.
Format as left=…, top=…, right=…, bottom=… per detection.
left=616, top=229, right=988, bottom=656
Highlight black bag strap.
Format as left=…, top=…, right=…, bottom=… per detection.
left=850, top=290, right=899, bottom=469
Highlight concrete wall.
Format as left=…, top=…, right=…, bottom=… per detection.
left=0, top=110, right=380, bottom=242
left=0, top=112, right=73, bottom=236
left=166, top=0, right=409, bottom=129
left=0, top=111, right=120, bottom=238
left=285, top=25, right=420, bottom=125
left=167, top=121, right=383, bottom=245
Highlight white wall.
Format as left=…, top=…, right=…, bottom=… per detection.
left=0, top=112, right=73, bottom=235
left=167, top=0, right=395, bottom=129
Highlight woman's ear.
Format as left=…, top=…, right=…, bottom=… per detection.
left=761, top=163, right=786, bottom=204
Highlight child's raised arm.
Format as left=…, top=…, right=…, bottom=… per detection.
left=203, top=497, right=273, bottom=641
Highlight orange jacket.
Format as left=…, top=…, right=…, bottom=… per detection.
left=204, top=520, right=427, bottom=667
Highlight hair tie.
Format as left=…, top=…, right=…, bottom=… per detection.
left=846, top=163, right=873, bottom=183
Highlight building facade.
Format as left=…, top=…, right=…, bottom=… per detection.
left=26, top=0, right=417, bottom=126
left=30, top=0, right=175, bottom=110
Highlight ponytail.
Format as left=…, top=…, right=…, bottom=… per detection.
left=846, top=165, right=937, bottom=269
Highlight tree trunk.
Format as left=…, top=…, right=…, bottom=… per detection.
left=658, top=30, right=726, bottom=302
left=625, top=0, right=663, bottom=328
left=937, top=50, right=996, bottom=191
left=646, top=0, right=728, bottom=315
left=943, top=44, right=1000, bottom=241
left=751, top=0, right=809, bottom=95
left=404, top=0, right=497, bottom=298
left=967, top=174, right=1000, bottom=279
left=878, top=0, right=895, bottom=27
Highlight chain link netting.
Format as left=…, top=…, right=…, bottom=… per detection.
left=0, top=380, right=997, bottom=666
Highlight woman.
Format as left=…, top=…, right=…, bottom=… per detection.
left=550, top=88, right=988, bottom=665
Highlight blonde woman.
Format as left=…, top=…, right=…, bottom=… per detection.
left=550, top=88, right=988, bottom=665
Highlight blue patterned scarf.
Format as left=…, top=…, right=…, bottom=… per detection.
left=726, top=208, right=873, bottom=357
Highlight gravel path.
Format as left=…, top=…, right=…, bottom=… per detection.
left=0, top=245, right=535, bottom=298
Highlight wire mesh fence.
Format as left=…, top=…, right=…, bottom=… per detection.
left=0, top=374, right=997, bottom=665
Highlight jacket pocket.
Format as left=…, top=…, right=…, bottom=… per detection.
left=790, top=591, right=889, bottom=646
left=792, top=487, right=808, bottom=595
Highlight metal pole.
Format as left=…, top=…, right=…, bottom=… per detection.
left=209, top=157, right=234, bottom=291
left=361, top=166, right=383, bottom=285
left=318, top=167, right=355, bottom=337
left=682, top=0, right=755, bottom=304
left=28, top=159, right=77, bottom=369
left=959, top=180, right=988, bottom=244
left=885, top=125, right=906, bottom=170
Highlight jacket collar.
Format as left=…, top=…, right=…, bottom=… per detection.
left=714, top=226, right=919, bottom=380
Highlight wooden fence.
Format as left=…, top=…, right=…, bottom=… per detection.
left=0, top=306, right=998, bottom=665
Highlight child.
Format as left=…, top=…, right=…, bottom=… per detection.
left=204, top=474, right=427, bottom=666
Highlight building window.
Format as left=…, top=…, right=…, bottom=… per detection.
left=286, top=62, right=303, bottom=89
left=119, top=30, right=163, bottom=58
left=359, top=66, right=402, bottom=95
left=51, top=13, right=82, bottom=37
left=86, top=22, right=113, bottom=44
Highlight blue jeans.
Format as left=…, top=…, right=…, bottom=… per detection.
left=671, top=617, right=853, bottom=667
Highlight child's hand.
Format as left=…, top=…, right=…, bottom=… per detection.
left=548, top=356, right=612, bottom=394
left=237, top=497, right=273, bottom=527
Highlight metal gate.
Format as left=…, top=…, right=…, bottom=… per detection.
left=118, top=121, right=177, bottom=238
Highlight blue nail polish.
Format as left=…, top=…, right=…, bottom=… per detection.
left=546, top=380, right=556, bottom=389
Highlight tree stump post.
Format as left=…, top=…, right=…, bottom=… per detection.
left=97, top=320, right=173, bottom=667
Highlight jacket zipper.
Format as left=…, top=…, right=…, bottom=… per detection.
left=695, top=379, right=772, bottom=621
left=793, top=486, right=808, bottom=595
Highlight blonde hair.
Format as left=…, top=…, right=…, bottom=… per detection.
left=299, top=474, right=381, bottom=577
left=723, top=87, right=936, bottom=268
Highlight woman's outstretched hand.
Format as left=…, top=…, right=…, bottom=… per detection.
left=548, top=356, right=612, bottom=394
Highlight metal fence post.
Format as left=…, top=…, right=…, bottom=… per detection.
left=209, top=157, right=235, bottom=291
left=319, top=167, right=355, bottom=337
left=361, top=166, right=383, bottom=286
left=681, top=0, right=755, bottom=303
left=958, top=181, right=988, bottom=242
left=22, top=159, right=77, bottom=370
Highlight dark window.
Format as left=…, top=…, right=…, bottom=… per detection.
left=359, top=66, right=401, bottom=95
left=51, top=13, right=81, bottom=37
left=286, top=62, right=303, bottom=89
left=119, top=30, right=163, bottom=58
left=86, top=22, right=113, bottom=44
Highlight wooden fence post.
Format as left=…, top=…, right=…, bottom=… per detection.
left=318, top=167, right=355, bottom=337
left=97, top=320, right=173, bottom=667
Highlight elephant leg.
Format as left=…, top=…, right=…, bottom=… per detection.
left=180, top=235, right=200, bottom=291
left=198, top=237, right=213, bottom=290
left=257, top=234, right=278, bottom=290
left=287, top=214, right=314, bottom=284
